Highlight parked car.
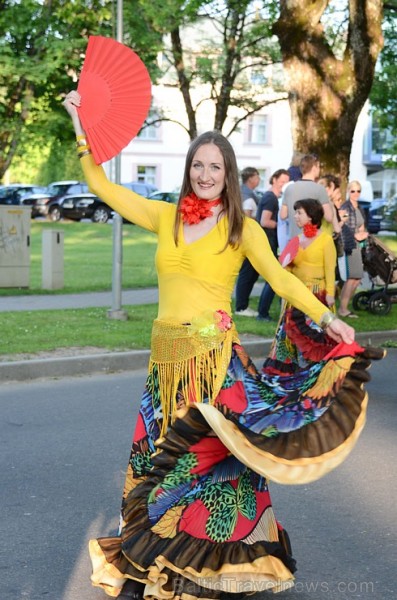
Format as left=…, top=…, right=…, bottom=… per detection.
left=38, top=181, right=89, bottom=218
left=47, top=180, right=89, bottom=199
left=122, top=181, right=158, bottom=197
left=48, top=193, right=114, bottom=223
left=380, top=196, right=397, bottom=232
left=148, top=191, right=179, bottom=203
left=358, top=198, right=388, bottom=234
left=22, top=190, right=55, bottom=218
left=0, top=184, right=48, bottom=207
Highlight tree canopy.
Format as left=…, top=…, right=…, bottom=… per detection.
left=129, top=0, right=286, bottom=139
left=369, top=1, right=397, bottom=165
left=0, top=0, right=391, bottom=185
left=0, top=0, right=115, bottom=180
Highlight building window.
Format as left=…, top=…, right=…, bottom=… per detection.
left=371, top=119, right=394, bottom=155
left=246, top=115, right=268, bottom=144
left=138, top=111, right=161, bottom=141
left=138, top=122, right=160, bottom=141
left=137, top=165, right=157, bottom=185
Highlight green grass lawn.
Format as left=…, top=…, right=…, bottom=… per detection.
left=3, top=221, right=397, bottom=296
left=0, top=221, right=396, bottom=356
left=1, top=294, right=396, bottom=356
left=0, top=221, right=158, bottom=296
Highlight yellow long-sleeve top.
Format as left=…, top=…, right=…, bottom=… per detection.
left=289, top=232, right=336, bottom=297
left=81, top=156, right=330, bottom=326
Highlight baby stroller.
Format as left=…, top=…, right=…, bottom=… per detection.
left=352, top=234, right=397, bottom=315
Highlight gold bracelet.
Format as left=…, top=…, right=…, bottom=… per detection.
left=77, top=149, right=92, bottom=159
left=76, top=144, right=90, bottom=153
left=76, top=138, right=88, bottom=148
left=319, top=311, right=336, bottom=329
left=77, top=143, right=91, bottom=154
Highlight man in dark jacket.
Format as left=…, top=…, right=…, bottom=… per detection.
left=235, top=169, right=289, bottom=318
left=256, top=169, right=290, bottom=321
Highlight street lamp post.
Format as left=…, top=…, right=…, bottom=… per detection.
left=107, top=0, right=128, bottom=321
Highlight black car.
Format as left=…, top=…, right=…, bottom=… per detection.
left=24, top=190, right=56, bottom=218
left=358, top=198, right=388, bottom=234
left=39, top=181, right=89, bottom=218
left=0, top=184, right=48, bottom=207
left=47, top=180, right=89, bottom=199
left=48, top=193, right=114, bottom=223
left=380, top=196, right=397, bottom=232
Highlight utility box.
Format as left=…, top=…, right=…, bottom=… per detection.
left=42, top=230, right=64, bottom=290
left=0, top=206, right=31, bottom=287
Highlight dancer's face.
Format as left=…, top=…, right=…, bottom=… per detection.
left=189, top=143, right=226, bottom=201
left=294, top=207, right=311, bottom=228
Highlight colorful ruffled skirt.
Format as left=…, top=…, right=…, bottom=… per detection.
left=89, top=317, right=383, bottom=598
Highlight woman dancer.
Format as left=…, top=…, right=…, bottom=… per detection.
left=263, top=199, right=337, bottom=375
left=63, top=91, right=381, bottom=600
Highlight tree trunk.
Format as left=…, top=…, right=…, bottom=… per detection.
left=214, top=6, right=244, bottom=131
left=274, top=0, right=384, bottom=186
left=170, top=28, right=197, bottom=140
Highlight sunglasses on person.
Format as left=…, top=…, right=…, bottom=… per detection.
left=349, top=189, right=361, bottom=194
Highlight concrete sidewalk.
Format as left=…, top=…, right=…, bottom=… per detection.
left=0, top=287, right=159, bottom=312
left=0, top=282, right=267, bottom=312
left=1, top=285, right=395, bottom=383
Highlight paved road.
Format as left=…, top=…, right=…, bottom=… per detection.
left=1, top=350, right=395, bottom=600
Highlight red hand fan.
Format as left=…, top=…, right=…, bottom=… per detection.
left=77, top=36, right=152, bottom=164
left=279, top=236, right=300, bottom=267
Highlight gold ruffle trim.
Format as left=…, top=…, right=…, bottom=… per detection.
left=195, top=391, right=368, bottom=485
left=88, top=539, right=295, bottom=598
left=150, top=318, right=237, bottom=436
left=89, top=539, right=125, bottom=597
left=153, top=553, right=294, bottom=594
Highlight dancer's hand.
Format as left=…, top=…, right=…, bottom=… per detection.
left=62, top=91, right=85, bottom=136
left=326, top=318, right=355, bottom=344
left=63, top=90, right=81, bottom=114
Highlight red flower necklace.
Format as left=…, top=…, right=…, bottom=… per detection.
left=303, top=223, right=318, bottom=238
left=179, top=193, right=222, bottom=225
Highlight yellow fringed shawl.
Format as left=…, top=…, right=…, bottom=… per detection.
left=149, top=315, right=238, bottom=436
